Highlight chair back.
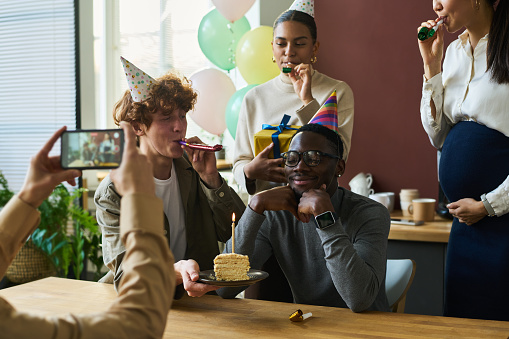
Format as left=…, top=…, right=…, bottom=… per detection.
left=385, top=259, right=416, bottom=313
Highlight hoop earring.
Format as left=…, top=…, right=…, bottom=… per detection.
left=311, top=56, right=317, bottom=64
left=272, top=56, right=276, bottom=63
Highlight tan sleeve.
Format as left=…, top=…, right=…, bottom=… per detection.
left=0, top=196, right=40, bottom=277
left=0, top=193, right=175, bottom=339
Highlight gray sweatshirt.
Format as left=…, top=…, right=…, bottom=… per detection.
left=217, top=187, right=391, bottom=312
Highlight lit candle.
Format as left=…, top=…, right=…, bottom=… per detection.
left=231, top=213, right=235, bottom=253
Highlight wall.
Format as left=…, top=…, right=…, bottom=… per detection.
left=316, top=0, right=446, bottom=202
left=260, top=0, right=293, bottom=26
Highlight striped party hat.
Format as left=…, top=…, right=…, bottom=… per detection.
left=120, top=56, right=156, bottom=102
left=309, top=90, right=338, bottom=134
left=289, top=0, right=314, bottom=17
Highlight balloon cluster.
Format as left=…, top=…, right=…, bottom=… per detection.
left=189, top=0, right=280, bottom=138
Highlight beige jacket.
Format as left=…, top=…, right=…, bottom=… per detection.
left=95, top=156, right=246, bottom=292
left=0, top=194, right=175, bottom=339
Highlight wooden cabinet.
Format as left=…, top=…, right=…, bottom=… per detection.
left=388, top=212, right=452, bottom=316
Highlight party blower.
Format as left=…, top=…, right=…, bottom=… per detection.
left=418, top=18, right=443, bottom=41
left=178, top=140, right=223, bottom=152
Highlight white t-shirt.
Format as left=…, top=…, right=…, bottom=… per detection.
left=154, top=162, right=186, bottom=261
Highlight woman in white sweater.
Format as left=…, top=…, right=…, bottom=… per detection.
left=233, top=8, right=354, bottom=195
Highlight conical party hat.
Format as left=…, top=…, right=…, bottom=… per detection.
left=309, top=90, right=338, bottom=134
left=289, top=0, right=314, bottom=17
left=120, top=56, right=156, bottom=102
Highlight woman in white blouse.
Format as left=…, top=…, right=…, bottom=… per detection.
left=418, top=0, right=509, bottom=321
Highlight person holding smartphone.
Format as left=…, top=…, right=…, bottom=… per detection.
left=0, top=122, right=175, bottom=337
left=94, top=57, right=245, bottom=298
left=417, top=0, right=509, bottom=321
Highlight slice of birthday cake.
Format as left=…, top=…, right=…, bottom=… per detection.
left=213, top=253, right=250, bottom=281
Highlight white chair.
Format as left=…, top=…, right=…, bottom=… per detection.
left=385, top=259, right=416, bottom=313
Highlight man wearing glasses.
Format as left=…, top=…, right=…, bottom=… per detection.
left=218, top=123, right=391, bottom=312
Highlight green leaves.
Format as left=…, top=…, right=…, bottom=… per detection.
left=1, top=173, right=103, bottom=281
left=33, top=184, right=102, bottom=280
left=0, top=170, right=14, bottom=208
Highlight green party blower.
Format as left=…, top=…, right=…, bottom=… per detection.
left=418, top=18, right=443, bottom=41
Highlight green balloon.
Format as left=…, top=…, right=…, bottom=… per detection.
left=198, top=9, right=251, bottom=71
left=225, top=84, right=258, bottom=139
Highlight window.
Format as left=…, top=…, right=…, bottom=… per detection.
left=92, top=0, right=258, bottom=158
left=93, top=0, right=212, bottom=133
left=0, top=0, right=77, bottom=192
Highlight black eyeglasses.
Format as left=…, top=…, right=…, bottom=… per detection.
left=281, top=150, right=340, bottom=167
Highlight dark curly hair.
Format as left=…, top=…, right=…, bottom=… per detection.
left=293, top=123, right=344, bottom=159
left=113, top=72, right=197, bottom=128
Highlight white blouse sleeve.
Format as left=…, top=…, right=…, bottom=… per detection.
left=486, top=176, right=509, bottom=217
left=420, top=73, right=452, bottom=149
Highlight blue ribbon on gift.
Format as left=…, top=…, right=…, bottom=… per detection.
left=261, top=114, right=298, bottom=158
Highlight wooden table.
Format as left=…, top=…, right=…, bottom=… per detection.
left=1, top=277, right=508, bottom=338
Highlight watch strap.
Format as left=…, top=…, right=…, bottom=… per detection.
left=481, top=194, right=496, bottom=217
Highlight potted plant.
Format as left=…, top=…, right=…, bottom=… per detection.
left=0, top=170, right=103, bottom=283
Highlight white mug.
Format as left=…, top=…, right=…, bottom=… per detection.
left=349, top=172, right=374, bottom=197
left=399, top=189, right=420, bottom=216
left=370, top=192, right=395, bottom=212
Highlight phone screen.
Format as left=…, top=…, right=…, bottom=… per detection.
left=61, top=129, right=124, bottom=169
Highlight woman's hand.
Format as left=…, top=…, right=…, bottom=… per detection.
left=243, top=143, right=286, bottom=184
left=447, top=198, right=489, bottom=225
left=183, top=136, right=221, bottom=189
left=417, top=18, right=444, bottom=80
left=289, top=63, right=314, bottom=105
left=18, top=126, right=81, bottom=208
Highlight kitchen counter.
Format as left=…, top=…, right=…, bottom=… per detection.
left=387, top=211, right=453, bottom=316
left=389, top=211, right=452, bottom=243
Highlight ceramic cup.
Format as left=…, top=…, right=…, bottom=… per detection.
left=408, top=198, right=436, bottom=222
left=399, top=189, right=420, bottom=216
left=371, top=192, right=395, bottom=212
left=369, top=193, right=392, bottom=211
left=349, top=172, right=374, bottom=197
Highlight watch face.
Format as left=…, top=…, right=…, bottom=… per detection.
left=315, top=211, right=336, bottom=229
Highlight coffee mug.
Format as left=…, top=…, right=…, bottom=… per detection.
left=400, top=189, right=420, bottom=216
left=349, top=172, right=373, bottom=197
left=408, top=198, right=436, bottom=222
left=371, top=192, right=395, bottom=212
left=369, top=193, right=392, bottom=211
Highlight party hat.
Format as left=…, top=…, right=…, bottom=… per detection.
left=120, top=56, right=156, bottom=102
left=289, top=0, right=314, bottom=17
left=309, top=90, right=338, bottom=134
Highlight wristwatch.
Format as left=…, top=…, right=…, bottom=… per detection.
left=313, top=211, right=337, bottom=230
left=481, top=194, right=496, bottom=217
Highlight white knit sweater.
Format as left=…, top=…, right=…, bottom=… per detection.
left=233, top=71, right=354, bottom=194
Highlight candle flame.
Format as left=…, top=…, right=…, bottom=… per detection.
left=232, top=213, right=235, bottom=222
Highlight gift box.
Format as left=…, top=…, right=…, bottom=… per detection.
left=254, top=114, right=300, bottom=159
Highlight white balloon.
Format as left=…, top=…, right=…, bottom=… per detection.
left=189, top=68, right=236, bottom=136
left=212, top=0, right=256, bottom=23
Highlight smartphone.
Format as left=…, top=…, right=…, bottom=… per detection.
left=61, top=129, right=124, bottom=170
left=390, top=218, right=424, bottom=226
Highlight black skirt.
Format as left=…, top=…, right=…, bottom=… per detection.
left=439, top=121, right=509, bottom=321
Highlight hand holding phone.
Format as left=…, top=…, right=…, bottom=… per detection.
left=61, top=129, right=124, bottom=170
